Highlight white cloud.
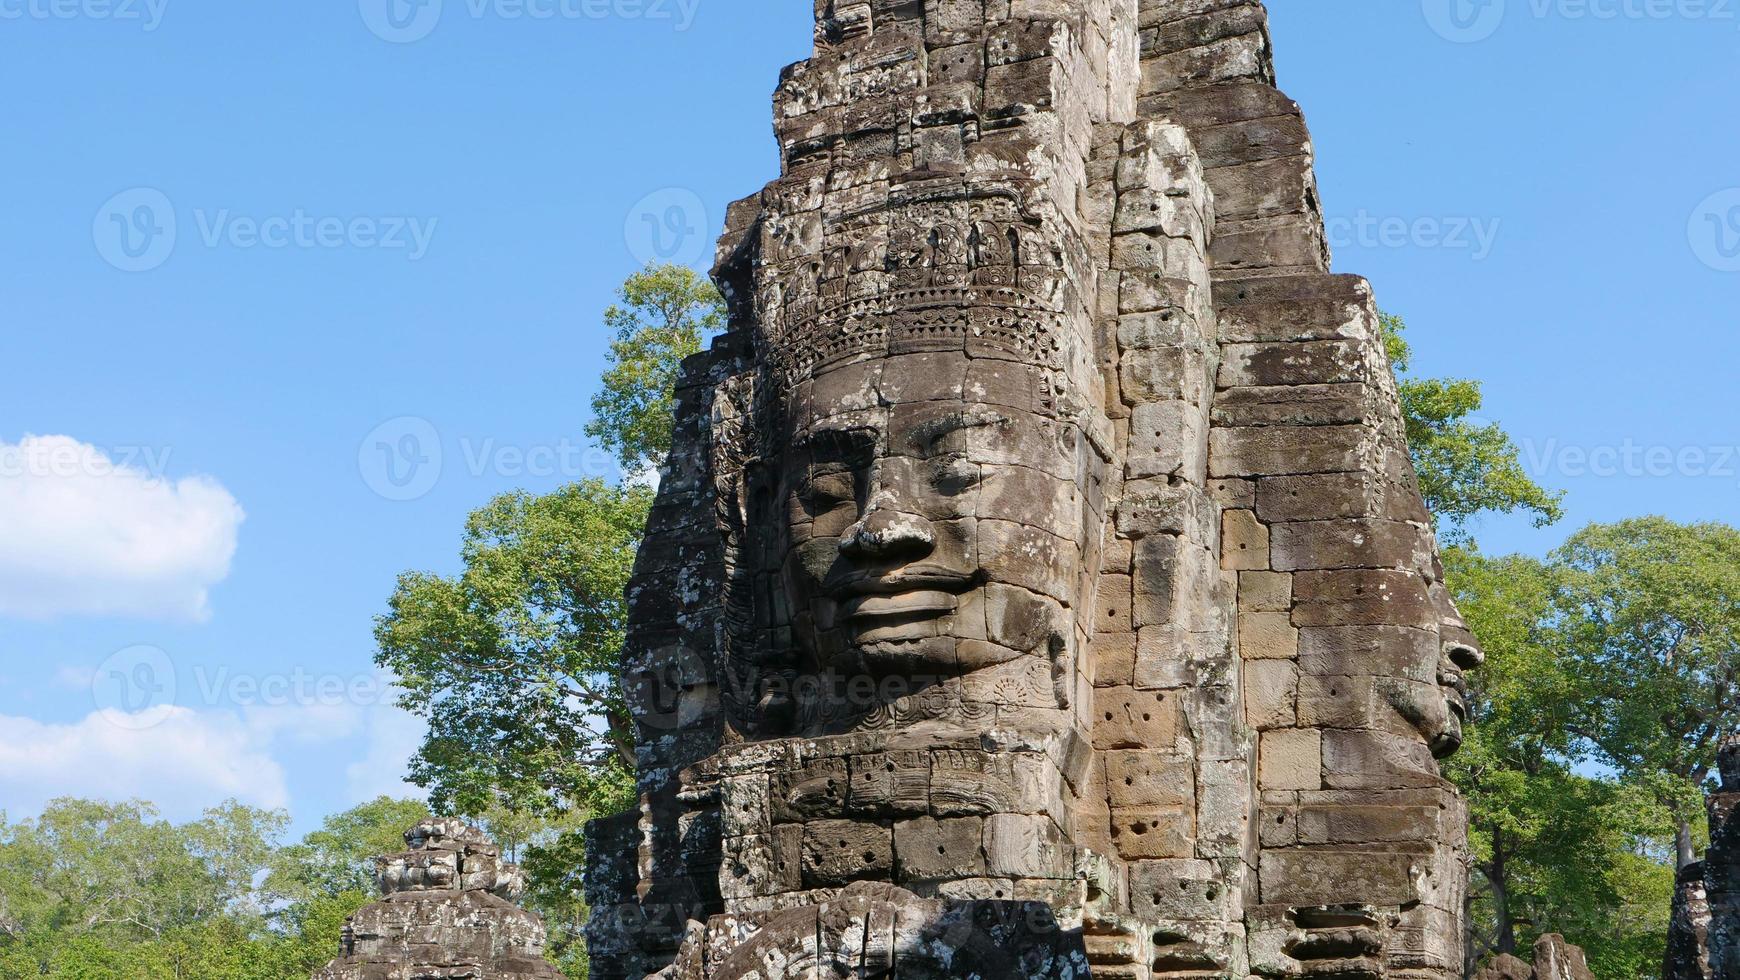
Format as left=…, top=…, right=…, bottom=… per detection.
left=0, top=435, right=244, bottom=622
left=0, top=699, right=425, bottom=824
left=344, top=705, right=425, bottom=803
left=0, top=708, right=291, bottom=820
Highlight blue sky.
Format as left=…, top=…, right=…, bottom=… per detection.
left=0, top=1, right=1734, bottom=838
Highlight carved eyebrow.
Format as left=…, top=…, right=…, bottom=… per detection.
left=906, top=408, right=1009, bottom=453
left=792, top=424, right=877, bottom=461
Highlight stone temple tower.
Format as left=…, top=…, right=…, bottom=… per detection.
left=585, top=2, right=1483, bottom=977
left=313, top=820, right=563, bottom=980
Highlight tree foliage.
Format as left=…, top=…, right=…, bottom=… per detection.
left=1443, top=550, right=1677, bottom=976
left=0, top=797, right=550, bottom=980
left=1551, top=518, right=1740, bottom=868
left=584, top=264, right=726, bottom=478
left=375, top=479, right=650, bottom=818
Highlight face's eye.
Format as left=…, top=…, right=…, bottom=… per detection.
left=928, top=455, right=981, bottom=496
left=797, top=470, right=856, bottom=513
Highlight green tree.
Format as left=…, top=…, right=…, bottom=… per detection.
left=584, top=263, right=726, bottom=478
left=1382, top=313, right=1564, bottom=540
left=263, top=798, right=437, bottom=979
left=376, top=479, right=650, bottom=818
left=267, top=796, right=432, bottom=901
left=1444, top=549, right=1678, bottom=976
left=1551, top=517, right=1740, bottom=869
left=0, top=799, right=293, bottom=980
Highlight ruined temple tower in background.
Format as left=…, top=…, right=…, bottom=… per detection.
left=586, top=2, right=1484, bottom=977
left=1665, top=738, right=1739, bottom=980
left=313, top=820, right=564, bottom=979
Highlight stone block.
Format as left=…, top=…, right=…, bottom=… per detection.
left=1244, top=659, right=1298, bottom=730
left=1104, top=750, right=1195, bottom=809
left=1221, top=509, right=1269, bottom=570
left=1128, top=859, right=1238, bottom=922
left=801, top=819, right=893, bottom=887
left=1094, top=631, right=1138, bottom=687
left=1239, top=610, right=1298, bottom=660
left=1270, top=519, right=1426, bottom=572
left=1292, top=570, right=1435, bottom=629
left=1238, top=570, right=1292, bottom=612
left=984, top=814, right=1070, bottom=878
left=1112, top=806, right=1195, bottom=859
left=1093, top=686, right=1181, bottom=750
left=1258, top=848, right=1428, bottom=908
left=1259, top=729, right=1321, bottom=791
left=893, top=816, right=986, bottom=881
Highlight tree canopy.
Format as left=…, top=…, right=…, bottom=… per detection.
left=584, top=264, right=725, bottom=478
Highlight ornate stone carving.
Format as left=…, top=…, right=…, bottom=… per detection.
left=587, top=3, right=1481, bottom=977
left=312, top=820, right=562, bottom=980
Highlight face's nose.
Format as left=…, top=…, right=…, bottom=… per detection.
left=839, top=494, right=935, bottom=563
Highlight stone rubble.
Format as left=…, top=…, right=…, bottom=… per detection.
left=587, top=2, right=1484, bottom=977
left=312, top=819, right=564, bottom=980
left=1473, top=935, right=1595, bottom=980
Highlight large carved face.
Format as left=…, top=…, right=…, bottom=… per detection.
left=772, top=351, right=1103, bottom=690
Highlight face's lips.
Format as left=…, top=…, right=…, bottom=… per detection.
left=822, top=572, right=979, bottom=650
left=840, top=590, right=957, bottom=622
left=825, top=568, right=979, bottom=600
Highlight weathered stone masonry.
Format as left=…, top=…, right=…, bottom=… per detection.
left=587, top=3, right=1483, bottom=978
left=1665, top=737, right=1739, bottom=980
left=312, top=820, right=564, bottom=980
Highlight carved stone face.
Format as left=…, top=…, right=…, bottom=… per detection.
left=773, top=351, right=1101, bottom=690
